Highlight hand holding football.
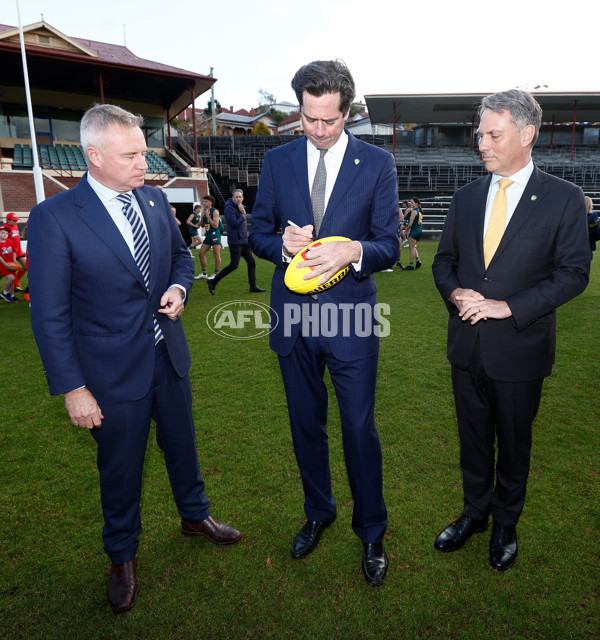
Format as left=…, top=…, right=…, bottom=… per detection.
left=284, top=236, right=351, bottom=295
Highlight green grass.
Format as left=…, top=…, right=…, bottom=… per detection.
left=1, top=242, right=598, bottom=639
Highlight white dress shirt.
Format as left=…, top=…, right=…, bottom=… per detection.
left=86, top=172, right=185, bottom=300
left=483, top=159, right=534, bottom=239
left=305, top=132, right=363, bottom=269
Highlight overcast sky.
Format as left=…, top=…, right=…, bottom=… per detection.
left=8, top=0, right=600, bottom=113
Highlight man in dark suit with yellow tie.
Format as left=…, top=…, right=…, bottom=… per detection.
left=28, top=104, right=241, bottom=613
left=432, top=90, right=590, bottom=570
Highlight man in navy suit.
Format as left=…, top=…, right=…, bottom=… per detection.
left=432, top=90, right=590, bottom=570
left=28, top=104, right=241, bottom=613
left=249, top=60, right=398, bottom=586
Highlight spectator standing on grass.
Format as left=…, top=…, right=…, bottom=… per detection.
left=403, top=197, right=423, bottom=270
left=396, top=201, right=409, bottom=268
left=206, top=188, right=265, bottom=294
left=187, top=204, right=203, bottom=252
left=0, top=225, right=20, bottom=302
left=4, top=212, right=27, bottom=291
left=28, top=103, right=242, bottom=614
left=197, top=195, right=222, bottom=279
left=585, top=195, right=599, bottom=258
left=432, top=89, right=589, bottom=572
left=170, top=204, right=181, bottom=226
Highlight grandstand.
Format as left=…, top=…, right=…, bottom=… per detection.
left=2, top=23, right=599, bottom=239
left=186, top=131, right=600, bottom=239
left=0, top=19, right=213, bottom=226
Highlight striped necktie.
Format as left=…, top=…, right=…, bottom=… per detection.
left=311, top=149, right=328, bottom=236
left=483, top=179, right=514, bottom=268
left=116, top=193, right=163, bottom=343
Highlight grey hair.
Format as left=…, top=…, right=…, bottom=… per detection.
left=479, top=89, right=542, bottom=145
left=291, top=60, right=356, bottom=115
left=80, top=103, right=144, bottom=153
left=232, top=188, right=243, bottom=196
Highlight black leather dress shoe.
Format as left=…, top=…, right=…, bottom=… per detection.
left=362, top=542, right=388, bottom=587
left=290, top=517, right=335, bottom=559
left=434, top=514, right=489, bottom=552
left=489, top=522, right=517, bottom=571
left=249, top=285, right=266, bottom=292
left=207, top=278, right=216, bottom=295
left=108, top=558, right=138, bottom=613
left=181, top=515, right=242, bottom=545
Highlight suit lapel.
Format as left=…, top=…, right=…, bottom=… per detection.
left=319, top=132, right=363, bottom=237
left=288, top=138, right=313, bottom=225
left=470, top=174, right=492, bottom=268
left=488, top=167, right=546, bottom=267
left=75, top=177, right=146, bottom=288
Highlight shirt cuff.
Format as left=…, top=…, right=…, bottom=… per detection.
left=352, top=242, right=364, bottom=272
left=170, top=284, right=187, bottom=301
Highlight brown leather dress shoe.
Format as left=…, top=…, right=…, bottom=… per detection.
left=108, top=558, right=138, bottom=613
left=181, top=515, right=242, bottom=545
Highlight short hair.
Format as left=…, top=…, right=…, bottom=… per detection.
left=584, top=195, right=594, bottom=213
left=232, top=188, right=243, bottom=196
left=291, top=60, right=356, bottom=115
left=479, top=89, right=542, bottom=146
left=80, top=103, right=143, bottom=153
left=203, top=195, right=215, bottom=206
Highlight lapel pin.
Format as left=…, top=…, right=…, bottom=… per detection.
left=149, top=200, right=155, bottom=207
left=530, top=195, right=537, bottom=201
left=354, top=158, right=360, bottom=165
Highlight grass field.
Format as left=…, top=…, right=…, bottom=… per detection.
left=1, top=241, right=598, bottom=639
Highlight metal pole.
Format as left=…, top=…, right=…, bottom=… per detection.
left=210, top=67, right=216, bottom=135
left=16, top=0, right=45, bottom=202
left=191, top=88, right=198, bottom=167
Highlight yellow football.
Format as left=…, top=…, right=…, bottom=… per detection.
left=284, top=236, right=351, bottom=295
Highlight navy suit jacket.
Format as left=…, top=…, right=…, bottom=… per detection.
left=28, top=176, right=194, bottom=404
left=432, top=166, right=590, bottom=382
left=249, top=132, right=398, bottom=360
left=223, top=198, right=249, bottom=245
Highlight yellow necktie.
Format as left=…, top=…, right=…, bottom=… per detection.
left=483, top=179, right=514, bottom=267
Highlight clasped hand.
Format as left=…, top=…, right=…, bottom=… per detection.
left=453, top=288, right=512, bottom=324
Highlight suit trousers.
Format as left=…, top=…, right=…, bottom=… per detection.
left=215, top=243, right=256, bottom=286
left=278, top=331, right=387, bottom=543
left=91, top=340, right=210, bottom=563
left=451, top=338, right=544, bottom=526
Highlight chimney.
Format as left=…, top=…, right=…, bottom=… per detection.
left=230, top=106, right=233, bottom=113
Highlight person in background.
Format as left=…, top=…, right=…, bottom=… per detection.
left=4, top=212, right=27, bottom=291
left=396, top=201, right=409, bottom=269
left=186, top=204, right=203, bottom=256
left=0, top=224, right=20, bottom=302
left=584, top=195, right=599, bottom=258
left=170, top=204, right=181, bottom=226
left=403, top=197, right=423, bottom=270
left=207, top=188, right=265, bottom=293
left=197, top=195, right=222, bottom=280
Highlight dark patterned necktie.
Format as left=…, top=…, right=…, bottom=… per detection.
left=116, top=193, right=163, bottom=343
left=311, top=149, right=328, bottom=236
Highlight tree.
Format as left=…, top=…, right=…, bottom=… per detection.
left=252, top=121, right=271, bottom=135
left=204, top=98, right=222, bottom=116
left=268, top=108, right=287, bottom=124
left=258, top=88, right=276, bottom=107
